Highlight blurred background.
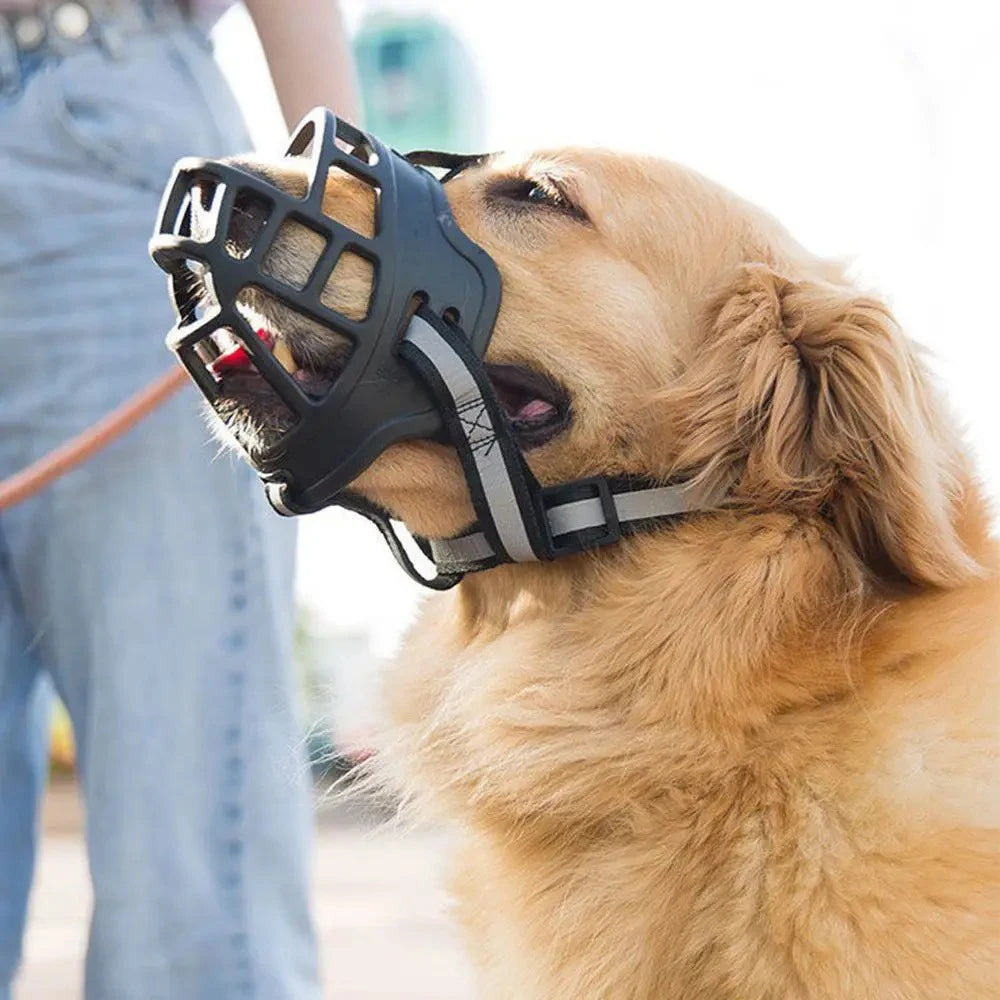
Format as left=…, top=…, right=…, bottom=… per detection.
left=22, top=0, right=1000, bottom=997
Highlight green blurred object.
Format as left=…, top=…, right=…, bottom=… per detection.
left=353, top=12, right=484, bottom=152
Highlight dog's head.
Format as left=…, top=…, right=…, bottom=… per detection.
left=203, top=146, right=980, bottom=589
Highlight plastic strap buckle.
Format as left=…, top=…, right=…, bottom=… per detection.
left=540, top=476, right=621, bottom=557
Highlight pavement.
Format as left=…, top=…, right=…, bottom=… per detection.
left=14, top=777, right=475, bottom=1000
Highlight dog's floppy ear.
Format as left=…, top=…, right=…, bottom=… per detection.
left=665, top=263, right=979, bottom=588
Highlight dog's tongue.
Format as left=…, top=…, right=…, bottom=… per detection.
left=209, top=329, right=272, bottom=375
left=516, top=398, right=557, bottom=422
left=209, top=343, right=251, bottom=375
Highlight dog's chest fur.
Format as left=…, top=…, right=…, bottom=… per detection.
left=379, top=516, right=999, bottom=1000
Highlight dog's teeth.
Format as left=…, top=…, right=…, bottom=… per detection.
left=273, top=338, right=298, bottom=374
left=210, top=329, right=239, bottom=354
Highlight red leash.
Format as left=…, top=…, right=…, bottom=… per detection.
left=0, top=368, right=187, bottom=510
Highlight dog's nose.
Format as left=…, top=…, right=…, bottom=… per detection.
left=191, top=158, right=310, bottom=255
left=223, top=189, right=272, bottom=258
left=186, top=181, right=270, bottom=258
left=188, top=179, right=220, bottom=243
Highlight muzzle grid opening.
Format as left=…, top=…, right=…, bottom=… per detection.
left=225, top=191, right=274, bottom=260
left=320, top=251, right=376, bottom=321
left=261, top=217, right=331, bottom=291
left=322, top=165, right=378, bottom=239
left=171, top=313, right=306, bottom=425
left=234, top=285, right=359, bottom=402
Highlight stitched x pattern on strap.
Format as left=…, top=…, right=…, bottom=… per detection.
left=455, top=396, right=498, bottom=457
left=403, top=315, right=537, bottom=562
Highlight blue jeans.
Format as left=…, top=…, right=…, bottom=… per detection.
left=0, top=22, right=320, bottom=1000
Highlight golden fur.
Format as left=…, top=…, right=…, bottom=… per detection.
left=255, top=147, right=1000, bottom=998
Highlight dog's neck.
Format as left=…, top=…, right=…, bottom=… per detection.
left=451, top=512, right=873, bottom=730
left=444, top=504, right=993, bottom=745
left=382, top=481, right=997, bottom=831
left=449, top=466, right=998, bottom=722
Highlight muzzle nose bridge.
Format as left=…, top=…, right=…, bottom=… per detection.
left=154, top=157, right=382, bottom=313
left=153, top=108, right=388, bottom=324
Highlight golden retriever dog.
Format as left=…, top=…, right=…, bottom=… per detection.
left=207, top=147, right=999, bottom=999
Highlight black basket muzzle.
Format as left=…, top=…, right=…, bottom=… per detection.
left=149, top=108, right=500, bottom=515
left=151, top=108, right=715, bottom=589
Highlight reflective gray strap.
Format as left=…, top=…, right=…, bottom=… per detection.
left=617, top=485, right=695, bottom=521
left=547, top=484, right=695, bottom=536
left=430, top=530, right=494, bottom=565
left=428, top=483, right=709, bottom=568
left=404, top=315, right=538, bottom=562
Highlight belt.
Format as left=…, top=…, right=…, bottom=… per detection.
left=0, top=0, right=183, bottom=94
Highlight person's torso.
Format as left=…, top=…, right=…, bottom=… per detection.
left=0, top=0, right=235, bottom=32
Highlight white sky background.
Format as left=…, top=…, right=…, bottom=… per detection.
left=214, top=0, right=1000, bottom=656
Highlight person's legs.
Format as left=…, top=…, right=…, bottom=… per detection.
left=0, top=23, right=319, bottom=1000
left=0, top=519, right=52, bottom=1000
left=35, top=397, right=317, bottom=1000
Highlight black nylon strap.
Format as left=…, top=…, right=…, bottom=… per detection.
left=404, top=150, right=491, bottom=182
left=399, top=308, right=553, bottom=562
left=336, top=491, right=463, bottom=591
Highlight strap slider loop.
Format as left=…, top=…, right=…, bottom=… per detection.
left=541, top=476, right=621, bottom=557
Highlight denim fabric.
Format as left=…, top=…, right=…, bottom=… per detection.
left=0, top=23, right=320, bottom=1000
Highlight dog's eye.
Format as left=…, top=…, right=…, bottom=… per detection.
left=490, top=176, right=588, bottom=222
